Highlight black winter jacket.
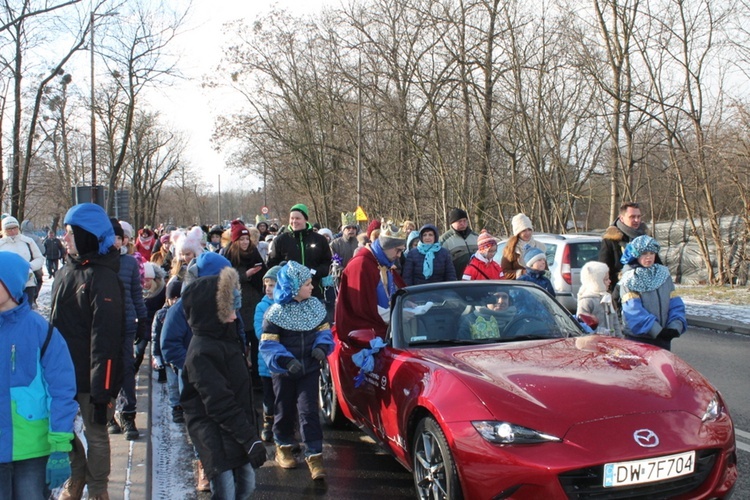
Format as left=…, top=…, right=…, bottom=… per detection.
left=180, top=267, right=260, bottom=480
left=226, top=247, right=265, bottom=332
left=50, top=249, right=125, bottom=404
left=267, top=224, right=331, bottom=299
left=43, top=236, right=65, bottom=260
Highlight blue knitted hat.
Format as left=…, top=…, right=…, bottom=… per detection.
left=0, top=252, right=30, bottom=303
left=195, top=252, right=231, bottom=277
left=264, top=265, right=283, bottom=282
left=524, top=246, right=546, bottom=268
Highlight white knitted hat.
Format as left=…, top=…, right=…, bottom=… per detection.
left=511, top=213, right=533, bottom=236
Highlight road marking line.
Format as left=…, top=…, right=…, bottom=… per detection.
left=735, top=428, right=750, bottom=440
left=737, top=441, right=750, bottom=453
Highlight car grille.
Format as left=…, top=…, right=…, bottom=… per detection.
left=558, top=449, right=718, bottom=499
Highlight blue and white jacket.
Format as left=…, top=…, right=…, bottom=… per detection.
left=0, top=300, right=78, bottom=462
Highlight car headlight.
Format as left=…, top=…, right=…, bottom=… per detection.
left=472, top=421, right=561, bottom=444
left=701, top=392, right=724, bottom=422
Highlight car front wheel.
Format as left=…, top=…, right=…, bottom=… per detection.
left=412, top=416, right=462, bottom=500
left=318, top=358, right=345, bottom=427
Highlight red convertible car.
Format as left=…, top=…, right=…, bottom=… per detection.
left=319, top=281, right=737, bottom=499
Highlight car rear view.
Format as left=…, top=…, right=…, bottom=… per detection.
left=535, top=234, right=602, bottom=311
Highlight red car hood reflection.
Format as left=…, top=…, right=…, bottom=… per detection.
left=414, top=336, right=712, bottom=436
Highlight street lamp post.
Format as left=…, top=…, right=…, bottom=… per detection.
left=90, top=10, right=97, bottom=204
left=357, top=52, right=362, bottom=209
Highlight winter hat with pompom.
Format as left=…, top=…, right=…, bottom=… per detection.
left=175, top=226, right=204, bottom=257
left=476, top=230, right=497, bottom=252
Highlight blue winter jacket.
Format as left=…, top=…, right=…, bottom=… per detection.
left=119, top=253, right=147, bottom=334
left=160, top=298, right=190, bottom=370
left=253, top=296, right=274, bottom=378
left=517, top=269, right=556, bottom=297
left=620, top=272, right=687, bottom=340
left=0, top=300, right=78, bottom=462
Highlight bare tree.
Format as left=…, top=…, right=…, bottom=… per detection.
left=0, top=0, right=87, bottom=219
left=95, top=0, right=185, bottom=213
left=125, top=110, right=185, bottom=228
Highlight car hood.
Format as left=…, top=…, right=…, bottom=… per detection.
left=417, top=335, right=716, bottom=437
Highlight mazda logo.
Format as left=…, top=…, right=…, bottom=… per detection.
left=633, top=429, right=659, bottom=448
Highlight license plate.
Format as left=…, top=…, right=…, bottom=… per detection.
left=603, top=451, right=695, bottom=487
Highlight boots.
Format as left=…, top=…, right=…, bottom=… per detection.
left=172, top=405, right=185, bottom=424
left=305, top=453, right=326, bottom=480
left=261, top=414, right=274, bottom=442
left=196, top=460, right=210, bottom=492
left=107, top=417, right=121, bottom=434
left=119, top=412, right=139, bottom=440
left=58, top=478, right=85, bottom=500
left=275, top=444, right=297, bottom=469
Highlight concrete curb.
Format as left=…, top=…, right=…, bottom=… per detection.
left=686, top=315, right=750, bottom=335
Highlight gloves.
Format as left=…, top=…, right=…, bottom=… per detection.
left=286, top=359, right=303, bottom=375
left=46, top=451, right=71, bottom=489
left=658, top=328, right=680, bottom=340
left=136, top=318, right=150, bottom=343
left=311, top=347, right=327, bottom=362
left=247, top=440, right=267, bottom=468
left=92, top=403, right=109, bottom=425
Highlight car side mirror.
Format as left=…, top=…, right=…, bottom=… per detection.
left=348, top=329, right=377, bottom=349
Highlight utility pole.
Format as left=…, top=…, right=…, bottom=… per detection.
left=90, top=10, right=97, bottom=205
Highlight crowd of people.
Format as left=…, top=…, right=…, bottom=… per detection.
left=0, top=199, right=686, bottom=499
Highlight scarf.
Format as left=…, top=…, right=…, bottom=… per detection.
left=265, top=298, right=327, bottom=331
left=369, top=239, right=398, bottom=299
left=620, top=263, right=671, bottom=293
left=615, top=218, right=646, bottom=241
left=417, top=242, right=441, bottom=279
left=138, top=233, right=155, bottom=250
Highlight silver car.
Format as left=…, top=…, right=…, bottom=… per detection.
left=494, top=233, right=602, bottom=311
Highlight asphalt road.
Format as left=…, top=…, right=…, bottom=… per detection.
left=673, top=326, right=750, bottom=499
left=250, top=326, right=748, bottom=499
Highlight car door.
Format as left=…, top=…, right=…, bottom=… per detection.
left=335, top=299, right=418, bottom=456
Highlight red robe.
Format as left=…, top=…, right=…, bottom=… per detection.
left=335, top=247, right=405, bottom=341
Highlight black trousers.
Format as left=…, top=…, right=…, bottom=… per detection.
left=272, top=369, right=323, bottom=455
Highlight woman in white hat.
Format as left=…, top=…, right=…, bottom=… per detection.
left=501, top=213, right=546, bottom=279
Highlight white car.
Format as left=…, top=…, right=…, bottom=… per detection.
left=494, top=233, right=602, bottom=311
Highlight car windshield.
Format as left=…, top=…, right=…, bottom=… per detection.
left=399, top=284, right=582, bottom=347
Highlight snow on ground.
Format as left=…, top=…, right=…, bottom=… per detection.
left=683, top=299, right=750, bottom=325
left=151, top=372, right=203, bottom=499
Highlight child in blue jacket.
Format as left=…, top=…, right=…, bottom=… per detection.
left=260, top=261, right=333, bottom=480
left=517, top=246, right=555, bottom=296
left=0, top=251, right=78, bottom=496
left=253, top=265, right=282, bottom=442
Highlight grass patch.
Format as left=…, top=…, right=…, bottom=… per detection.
left=675, top=285, right=750, bottom=305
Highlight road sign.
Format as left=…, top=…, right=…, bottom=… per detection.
left=261, top=206, right=269, bottom=215
left=355, top=206, right=368, bottom=221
